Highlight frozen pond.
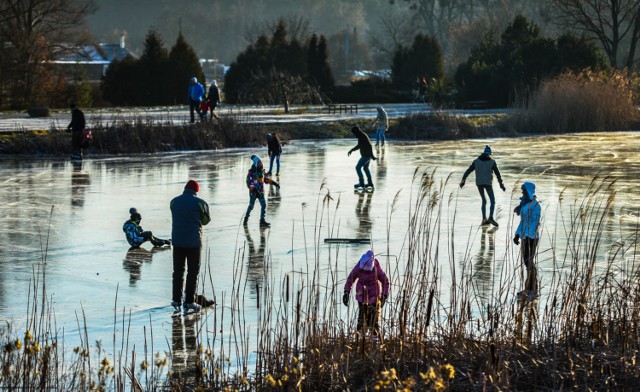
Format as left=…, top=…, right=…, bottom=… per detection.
left=1, top=132, right=639, bottom=370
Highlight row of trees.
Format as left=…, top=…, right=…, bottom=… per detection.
left=223, top=20, right=334, bottom=108
left=101, top=31, right=203, bottom=106
left=456, top=15, right=607, bottom=106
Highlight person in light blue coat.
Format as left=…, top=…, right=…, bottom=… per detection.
left=513, top=181, right=541, bottom=298
left=187, top=77, right=205, bottom=123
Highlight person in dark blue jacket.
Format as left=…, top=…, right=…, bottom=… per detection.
left=170, top=180, right=211, bottom=314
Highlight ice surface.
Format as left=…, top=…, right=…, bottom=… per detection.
left=0, top=132, right=638, bottom=367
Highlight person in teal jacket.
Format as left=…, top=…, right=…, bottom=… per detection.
left=460, top=145, right=506, bottom=226
left=513, top=181, right=541, bottom=299
left=187, top=77, right=205, bottom=123
left=123, top=208, right=170, bottom=248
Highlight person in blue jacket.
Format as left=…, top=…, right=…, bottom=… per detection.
left=459, top=145, right=506, bottom=226
left=513, top=181, right=541, bottom=299
left=170, top=180, right=211, bottom=314
left=187, top=77, right=205, bottom=123
left=123, top=208, right=170, bottom=248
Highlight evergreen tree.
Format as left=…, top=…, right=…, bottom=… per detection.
left=391, top=34, right=444, bottom=89
left=101, top=55, right=140, bottom=106
left=139, top=30, right=170, bottom=105
left=168, top=32, right=204, bottom=105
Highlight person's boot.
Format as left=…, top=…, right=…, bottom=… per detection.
left=260, top=218, right=271, bottom=228
left=366, top=181, right=375, bottom=189
left=487, top=217, right=499, bottom=227
left=354, top=179, right=365, bottom=189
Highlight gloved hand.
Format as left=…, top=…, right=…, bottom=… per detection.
left=500, top=183, right=506, bottom=192
left=347, top=150, right=352, bottom=156
left=513, top=234, right=520, bottom=245
left=459, top=179, right=465, bottom=188
left=342, top=292, right=349, bottom=306
left=380, top=294, right=388, bottom=307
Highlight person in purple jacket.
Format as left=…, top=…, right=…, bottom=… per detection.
left=343, top=249, right=390, bottom=337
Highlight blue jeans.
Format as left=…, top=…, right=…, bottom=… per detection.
left=477, top=185, right=495, bottom=219
left=375, top=128, right=385, bottom=146
left=356, top=156, right=372, bottom=185
left=269, top=154, right=280, bottom=174
left=246, top=192, right=266, bottom=220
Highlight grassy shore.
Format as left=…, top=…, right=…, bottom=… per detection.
left=2, top=174, right=638, bottom=390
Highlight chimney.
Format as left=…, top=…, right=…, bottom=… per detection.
left=120, top=33, right=126, bottom=49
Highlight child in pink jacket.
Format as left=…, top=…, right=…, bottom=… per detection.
left=343, top=250, right=390, bottom=337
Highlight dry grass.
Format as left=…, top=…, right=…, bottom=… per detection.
left=510, top=69, right=640, bottom=133
left=1, top=174, right=638, bottom=390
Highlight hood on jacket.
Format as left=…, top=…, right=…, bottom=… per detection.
left=522, top=181, right=536, bottom=200
left=251, top=154, right=262, bottom=167
left=359, top=250, right=375, bottom=271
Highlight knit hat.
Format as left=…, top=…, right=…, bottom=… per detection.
left=358, top=250, right=375, bottom=271
left=483, top=145, right=492, bottom=155
left=184, top=179, right=200, bottom=193
left=129, top=207, right=138, bottom=215
left=190, top=77, right=197, bottom=83
left=251, top=154, right=261, bottom=166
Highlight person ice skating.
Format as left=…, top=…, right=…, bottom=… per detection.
left=371, top=107, right=388, bottom=147
left=459, top=145, right=506, bottom=226
left=188, top=77, right=205, bottom=123
left=207, top=80, right=221, bottom=121
left=348, top=126, right=376, bottom=189
left=267, top=132, right=282, bottom=175
left=513, top=181, right=541, bottom=300
left=67, top=103, right=86, bottom=160
left=343, top=250, right=390, bottom=338
left=415, top=77, right=427, bottom=103
left=123, top=207, right=171, bottom=248
left=244, top=155, right=279, bottom=228
left=170, top=180, right=211, bottom=314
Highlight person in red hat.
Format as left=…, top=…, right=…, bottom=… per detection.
left=170, top=180, right=211, bottom=314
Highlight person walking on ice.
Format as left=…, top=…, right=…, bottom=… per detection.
left=244, top=155, right=279, bottom=228
left=187, top=77, right=205, bottom=123
left=348, top=126, right=377, bottom=190
left=371, top=106, right=388, bottom=147
left=267, top=132, right=282, bottom=176
left=459, top=145, right=506, bottom=226
left=513, top=181, right=541, bottom=300
left=207, top=80, right=221, bottom=121
left=123, top=208, right=171, bottom=248
left=343, top=250, right=390, bottom=339
left=170, top=180, right=211, bottom=314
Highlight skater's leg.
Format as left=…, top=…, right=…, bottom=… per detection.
left=363, top=159, right=373, bottom=186
left=477, top=185, right=488, bottom=220
left=172, top=247, right=187, bottom=303
left=486, top=186, right=496, bottom=218
left=355, top=157, right=366, bottom=185
left=184, top=247, right=202, bottom=305
left=258, top=195, right=267, bottom=220
left=269, top=154, right=275, bottom=174
left=245, top=193, right=257, bottom=220
left=275, top=154, right=280, bottom=174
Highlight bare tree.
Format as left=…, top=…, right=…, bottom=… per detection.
left=546, top=0, right=640, bottom=68
left=368, top=9, right=415, bottom=66
left=0, top=0, right=95, bottom=108
left=244, top=15, right=313, bottom=47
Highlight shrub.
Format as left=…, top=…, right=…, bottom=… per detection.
left=511, top=69, right=640, bottom=133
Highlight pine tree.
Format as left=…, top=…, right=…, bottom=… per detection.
left=139, top=30, right=170, bottom=105
left=168, top=33, right=204, bottom=105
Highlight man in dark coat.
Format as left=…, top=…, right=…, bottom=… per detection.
left=348, top=126, right=377, bottom=189
left=67, top=103, right=85, bottom=159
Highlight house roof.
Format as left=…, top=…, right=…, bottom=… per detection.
left=55, top=43, right=134, bottom=64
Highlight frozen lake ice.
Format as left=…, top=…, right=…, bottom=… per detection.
left=0, top=132, right=638, bottom=370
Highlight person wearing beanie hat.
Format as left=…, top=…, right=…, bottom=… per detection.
left=170, top=180, right=211, bottom=314
left=188, top=76, right=205, bottom=123
left=348, top=126, right=377, bottom=189
left=513, top=181, right=541, bottom=300
left=122, top=208, right=171, bottom=248
left=343, top=249, right=390, bottom=338
left=244, top=154, right=279, bottom=227
left=459, top=144, right=506, bottom=227
left=267, top=132, right=283, bottom=175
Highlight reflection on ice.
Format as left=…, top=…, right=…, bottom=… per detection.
left=0, top=131, right=638, bottom=373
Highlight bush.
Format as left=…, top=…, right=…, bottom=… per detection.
left=510, top=69, right=640, bottom=133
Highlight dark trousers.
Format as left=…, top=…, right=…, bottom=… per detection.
left=476, top=185, right=496, bottom=219
left=72, top=130, right=83, bottom=155
left=355, top=156, right=372, bottom=185
left=521, top=237, right=539, bottom=292
left=246, top=192, right=266, bottom=220
left=141, top=231, right=165, bottom=247
left=189, top=100, right=201, bottom=123
left=172, top=247, right=201, bottom=304
left=357, top=301, right=380, bottom=335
